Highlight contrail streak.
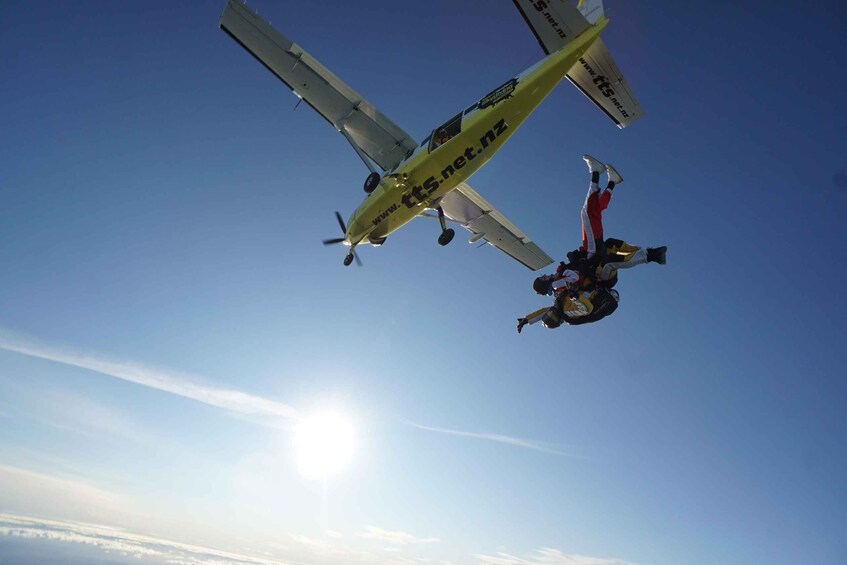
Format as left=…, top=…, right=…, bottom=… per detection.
left=0, top=329, right=580, bottom=456
left=404, top=420, right=584, bottom=458
left=0, top=331, right=298, bottom=424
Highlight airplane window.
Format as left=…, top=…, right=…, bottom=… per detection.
left=429, top=113, right=462, bottom=152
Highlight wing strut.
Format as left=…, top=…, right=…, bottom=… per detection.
left=340, top=128, right=378, bottom=174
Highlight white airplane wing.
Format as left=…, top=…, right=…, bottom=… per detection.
left=512, top=0, right=592, bottom=50
left=438, top=183, right=554, bottom=271
left=512, top=0, right=644, bottom=128
left=565, top=38, right=644, bottom=128
left=219, top=0, right=417, bottom=172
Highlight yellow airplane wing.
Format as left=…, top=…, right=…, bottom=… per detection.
left=438, top=183, right=554, bottom=271
left=219, top=0, right=417, bottom=171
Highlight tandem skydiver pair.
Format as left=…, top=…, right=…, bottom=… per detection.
left=517, top=155, right=667, bottom=332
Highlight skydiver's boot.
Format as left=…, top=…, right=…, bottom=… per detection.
left=583, top=154, right=605, bottom=184
left=647, top=246, right=667, bottom=265
left=605, top=163, right=623, bottom=190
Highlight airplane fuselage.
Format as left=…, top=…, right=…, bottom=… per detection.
left=345, top=18, right=606, bottom=247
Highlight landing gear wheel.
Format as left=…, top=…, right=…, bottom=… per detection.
left=364, top=172, right=380, bottom=194
left=435, top=206, right=454, bottom=246
left=343, top=253, right=355, bottom=266
left=438, top=228, right=455, bottom=246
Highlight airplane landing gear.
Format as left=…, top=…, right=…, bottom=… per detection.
left=323, top=211, right=362, bottom=266
left=438, top=229, right=455, bottom=246
left=343, top=243, right=361, bottom=266
left=364, top=172, right=380, bottom=193
left=436, top=206, right=455, bottom=246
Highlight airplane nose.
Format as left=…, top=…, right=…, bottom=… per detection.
left=347, top=216, right=367, bottom=242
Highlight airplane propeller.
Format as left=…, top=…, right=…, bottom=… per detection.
left=322, top=211, right=361, bottom=266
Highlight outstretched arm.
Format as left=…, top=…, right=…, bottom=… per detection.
left=517, top=307, right=549, bottom=333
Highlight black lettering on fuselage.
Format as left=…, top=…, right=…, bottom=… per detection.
left=480, top=130, right=496, bottom=149
left=411, top=185, right=426, bottom=201
left=371, top=203, right=399, bottom=227
left=423, top=177, right=439, bottom=192
left=397, top=119, right=510, bottom=211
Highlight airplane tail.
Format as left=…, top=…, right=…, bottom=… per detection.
left=512, top=0, right=643, bottom=128
left=577, top=0, right=605, bottom=24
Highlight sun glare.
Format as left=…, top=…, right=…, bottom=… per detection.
left=294, top=411, right=355, bottom=479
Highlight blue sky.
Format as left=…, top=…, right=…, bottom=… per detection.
left=1, top=1, right=846, bottom=564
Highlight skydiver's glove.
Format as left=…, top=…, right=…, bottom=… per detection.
left=517, top=318, right=528, bottom=334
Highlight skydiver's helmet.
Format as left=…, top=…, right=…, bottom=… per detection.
left=533, top=275, right=553, bottom=295
left=541, top=307, right=564, bottom=329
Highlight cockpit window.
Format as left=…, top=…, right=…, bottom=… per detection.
left=429, top=113, right=462, bottom=152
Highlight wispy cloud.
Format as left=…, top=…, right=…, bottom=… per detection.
left=0, top=514, right=288, bottom=565
left=0, top=330, right=298, bottom=425
left=286, top=532, right=379, bottom=563
left=359, top=526, right=440, bottom=545
left=0, top=464, right=128, bottom=514
left=473, top=548, right=638, bottom=565
left=16, top=387, right=161, bottom=447
left=0, top=329, right=572, bottom=459
left=284, top=527, right=441, bottom=564
left=404, top=421, right=582, bottom=457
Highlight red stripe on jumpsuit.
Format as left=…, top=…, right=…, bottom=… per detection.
left=580, top=183, right=611, bottom=254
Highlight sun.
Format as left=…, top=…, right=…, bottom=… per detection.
left=294, top=410, right=355, bottom=479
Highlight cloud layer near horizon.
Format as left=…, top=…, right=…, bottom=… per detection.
left=0, top=514, right=285, bottom=565
left=0, top=512, right=639, bottom=565
left=474, top=547, right=637, bottom=565
left=359, top=525, right=440, bottom=545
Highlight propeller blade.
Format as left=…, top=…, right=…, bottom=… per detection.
left=334, top=211, right=347, bottom=234
left=353, top=251, right=363, bottom=267
left=322, top=238, right=346, bottom=246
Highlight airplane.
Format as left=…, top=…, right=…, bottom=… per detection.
left=219, top=0, right=643, bottom=268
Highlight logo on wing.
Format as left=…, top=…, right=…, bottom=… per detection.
left=478, top=79, right=518, bottom=110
